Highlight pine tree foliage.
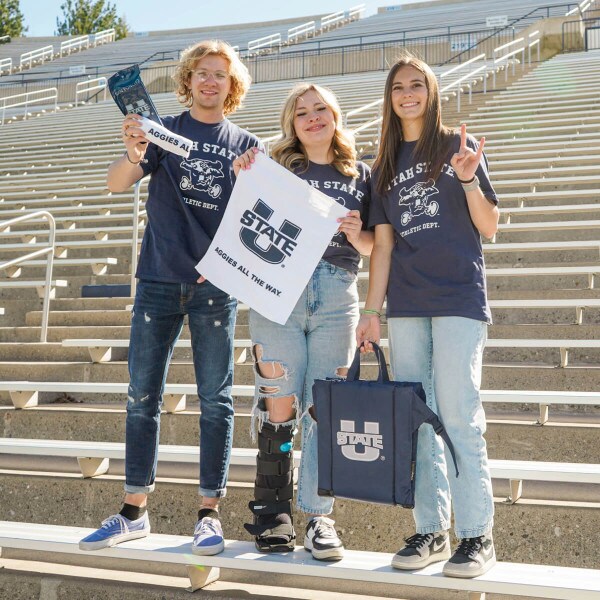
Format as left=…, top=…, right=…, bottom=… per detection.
left=55, top=0, right=129, bottom=39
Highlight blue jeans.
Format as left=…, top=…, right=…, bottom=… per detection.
left=125, top=279, right=237, bottom=498
left=387, top=316, right=494, bottom=539
left=249, top=260, right=359, bottom=515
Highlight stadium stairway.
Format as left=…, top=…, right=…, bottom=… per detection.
left=0, top=50, right=599, bottom=599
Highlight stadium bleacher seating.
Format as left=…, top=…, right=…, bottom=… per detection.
left=1, top=2, right=600, bottom=598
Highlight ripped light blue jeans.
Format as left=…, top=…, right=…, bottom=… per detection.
left=387, top=316, right=494, bottom=539
left=249, top=260, right=359, bottom=515
left=125, top=279, right=237, bottom=498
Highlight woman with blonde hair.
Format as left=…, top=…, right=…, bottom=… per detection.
left=356, top=53, right=498, bottom=578
left=234, top=82, right=372, bottom=560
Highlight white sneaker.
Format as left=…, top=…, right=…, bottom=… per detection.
left=192, top=516, right=225, bottom=556
left=304, top=516, right=344, bottom=561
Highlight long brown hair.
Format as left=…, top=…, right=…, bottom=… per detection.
left=271, top=82, right=359, bottom=178
left=373, top=53, right=453, bottom=196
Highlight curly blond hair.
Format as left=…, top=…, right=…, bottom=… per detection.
left=172, top=40, right=251, bottom=115
left=271, top=82, right=358, bottom=178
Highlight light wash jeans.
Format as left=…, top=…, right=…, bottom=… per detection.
left=249, top=260, right=359, bottom=515
left=125, top=279, right=237, bottom=498
left=387, top=316, right=494, bottom=539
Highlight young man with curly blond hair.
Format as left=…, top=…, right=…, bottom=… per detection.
left=79, top=40, right=261, bottom=556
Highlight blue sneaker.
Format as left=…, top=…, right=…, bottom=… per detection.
left=79, top=513, right=150, bottom=551
left=192, top=515, right=225, bottom=555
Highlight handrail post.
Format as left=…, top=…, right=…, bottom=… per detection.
left=0, top=211, right=56, bottom=343
left=40, top=214, right=56, bottom=343
left=130, top=180, right=143, bottom=298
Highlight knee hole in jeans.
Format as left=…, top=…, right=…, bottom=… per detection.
left=252, top=344, right=288, bottom=380
left=263, top=394, right=296, bottom=423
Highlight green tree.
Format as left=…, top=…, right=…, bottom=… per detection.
left=55, top=0, right=129, bottom=40
left=0, top=0, right=27, bottom=38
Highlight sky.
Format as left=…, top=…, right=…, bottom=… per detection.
left=19, top=0, right=422, bottom=37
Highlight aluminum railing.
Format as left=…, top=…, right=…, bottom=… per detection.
left=60, top=35, right=90, bottom=56
left=248, top=33, right=282, bottom=53
left=0, top=57, right=12, bottom=75
left=19, top=45, right=54, bottom=69
left=348, top=4, right=366, bottom=20
left=493, top=37, right=525, bottom=87
left=288, top=21, right=316, bottom=43
left=566, top=0, right=594, bottom=15
left=528, top=30, right=541, bottom=63
left=75, top=77, right=107, bottom=107
left=130, top=178, right=150, bottom=297
left=321, top=10, right=345, bottom=29
left=92, top=28, right=116, bottom=46
left=0, top=87, right=58, bottom=125
left=261, top=134, right=280, bottom=156
left=439, top=53, right=487, bottom=111
left=343, top=97, right=383, bottom=127
left=0, top=211, right=56, bottom=343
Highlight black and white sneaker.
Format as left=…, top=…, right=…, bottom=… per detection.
left=304, top=516, right=344, bottom=561
left=443, top=533, right=496, bottom=578
left=391, top=531, right=450, bottom=570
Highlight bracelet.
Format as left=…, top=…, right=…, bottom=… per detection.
left=124, top=151, right=145, bottom=165
left=457, top=175, right=475, bottom=184
left=361, top=309, right=381, bottom=317
left=461, top=175, right=480, bottom=192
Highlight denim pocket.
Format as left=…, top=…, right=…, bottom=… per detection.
left=333, top=266, right=357, bottom=284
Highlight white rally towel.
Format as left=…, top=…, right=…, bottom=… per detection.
left=138, top=116, right=192, bottom=158
left=196, top=152, right=347, bottom=324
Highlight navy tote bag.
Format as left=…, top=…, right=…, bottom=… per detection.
left=313, top=342, right=459, bottom=508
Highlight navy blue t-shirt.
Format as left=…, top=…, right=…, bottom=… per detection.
left=297, top=161, right=371, bottom=274
left=137, top=111, right=261, bottom=283
left=369, top=134, right=498, bottom=323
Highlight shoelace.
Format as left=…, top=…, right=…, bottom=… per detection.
left=100, top=514, right=129, bottom=533
left=313, top=519, right=338, bottom=540
left=404, top=533, right=434, bottom=550
left=195, top=517, right=221, bottom=536
left=455, top=536, right=484, bottom=559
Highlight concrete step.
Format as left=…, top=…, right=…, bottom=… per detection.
left=0, top=472, right=597, bottom=570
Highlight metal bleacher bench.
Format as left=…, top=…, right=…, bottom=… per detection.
left=0, top=437, right=598, bottom=505
left=61, top=337, right=600, bottom=368
left=1, top=522, right=598, bottom=599
left=1, top=382, right=597, bottom=426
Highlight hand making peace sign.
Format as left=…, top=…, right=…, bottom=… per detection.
left=450, top=123, right=485, bottom=183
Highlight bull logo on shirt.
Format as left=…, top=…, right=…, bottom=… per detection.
left=239, top=199, right=301, bottom=265
left=180, top=158, right=224, bottom=198
left=398, top=179, right=439, bottom=226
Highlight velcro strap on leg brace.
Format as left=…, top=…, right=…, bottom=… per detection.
left=255, top=480, right=293, bottom=502
left=257, top=455, right=292, bottom=476
left=258, top=433, right=293, bottom=455
left=248, top=499, right=292, bottom=516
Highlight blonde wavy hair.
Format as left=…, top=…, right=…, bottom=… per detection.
left=271, top=83, right=358, bottom=178
left=172, top=40, right=251, bottom=115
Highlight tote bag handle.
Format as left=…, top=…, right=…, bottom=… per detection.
left=347, top=342, right=390, bottom=383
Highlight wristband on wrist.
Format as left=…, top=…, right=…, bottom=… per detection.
left=460, top=175, right=480, bottom=192
left=457, top=175, right=475, bottom=184
left=361, top=309, right=381, bottom=317
left=124, top=151, right=145, bottom=165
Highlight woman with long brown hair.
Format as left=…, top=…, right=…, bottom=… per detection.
left=356, top=53, right=499, bottom=578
